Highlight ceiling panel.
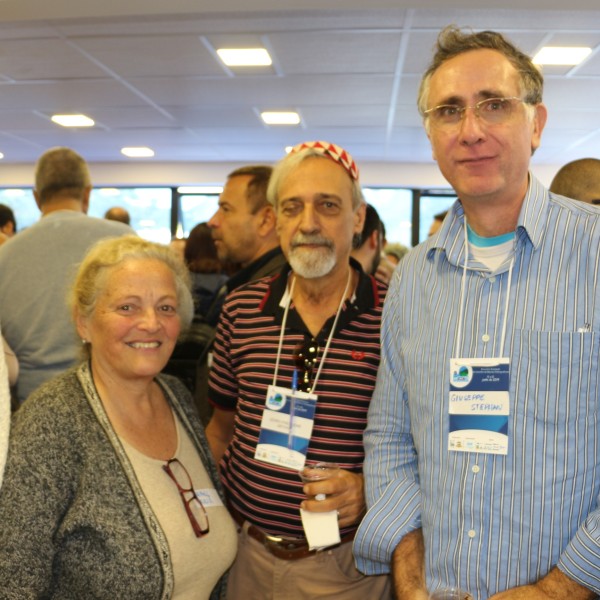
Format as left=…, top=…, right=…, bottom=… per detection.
left=71, top=34, right=225, bottom=78
left=0, top=38, right=108, bottom=80
left=0, top=3, right=597, bottom=167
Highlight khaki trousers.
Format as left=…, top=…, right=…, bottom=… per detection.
left=225, top=524, right=392, bottom=600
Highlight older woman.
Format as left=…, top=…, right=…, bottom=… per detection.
left=0, top=235, right=237, bottom=599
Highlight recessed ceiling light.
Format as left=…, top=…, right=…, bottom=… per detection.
left=216, top=48, right=272, bottom=67
left=261, top=111, right=301, bottom=126
left=51, top=114, right=95, bottom=127
left=533, top=46, right=592, bottom=65
left=121, top=147, right=155, bottom=158
left=177, top=186, right=224, bottom=194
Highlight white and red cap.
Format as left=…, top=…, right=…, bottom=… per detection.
left=289, top=140, right=359, bottom=181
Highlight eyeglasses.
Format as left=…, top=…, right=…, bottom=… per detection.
left=423, top=97, right=526, bottom=129
left=163, top=458, right=210, bottom=538
left=293, top=338, right=319, bottom=393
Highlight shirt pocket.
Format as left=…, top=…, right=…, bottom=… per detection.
left=510, top=328, right=599, bottom=493
left=511, top=330, right=598, bottom=426
left=507, top=330, right=600, bottom=547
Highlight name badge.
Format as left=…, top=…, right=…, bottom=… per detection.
left=254, top=384, right=318, bottom=470
left=449, top=358, right=510, bottom=455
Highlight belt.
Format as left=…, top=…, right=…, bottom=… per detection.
left=229, top=504, right=356, bottom=561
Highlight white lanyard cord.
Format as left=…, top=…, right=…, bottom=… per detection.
left=272, top=268, right=352, bottom=392
left=455, top=219, right=515, bottom=357
left=454, top=219, right=469, bottom=358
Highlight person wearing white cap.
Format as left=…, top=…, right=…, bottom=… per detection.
left=205, top=141, right=392, bottom=599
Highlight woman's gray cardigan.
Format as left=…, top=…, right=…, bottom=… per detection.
left=0, top=362, right=227, bottom=599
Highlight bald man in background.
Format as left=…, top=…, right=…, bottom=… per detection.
left=549, top=157, right=600, bottom=204
left=104, top=205, right=131, bottom=225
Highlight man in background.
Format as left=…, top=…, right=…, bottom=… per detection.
left=549, top=157, right=600, bottom=204
left=190, top=165, right=287, bottom=421
left=205, top=165, right=285, bottom=325
left=104, top=205, right=131, bottom=225
left=0, top=147, right=132, bottom=403
left=0, top=204, right=16, bottom=246
left=351, top=203, right=395, bottom=284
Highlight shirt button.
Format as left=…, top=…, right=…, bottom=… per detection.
left=489, top=276, right=496, bottom=283
left=482, top=334, right=490, bottom=342
left=472, top=465, right=480, bottom=473
left=468, top=529, right=477, bottom=538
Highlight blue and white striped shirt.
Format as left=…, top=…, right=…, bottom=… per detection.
left=354, top=174, right=600, bottom=599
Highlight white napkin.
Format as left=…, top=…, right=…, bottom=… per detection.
left=299, top=508, right=341, bottom=550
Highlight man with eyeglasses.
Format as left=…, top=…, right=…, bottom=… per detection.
left=205, top=141, right=391, bottom=599
left=354, top=26, right=600, bottom=600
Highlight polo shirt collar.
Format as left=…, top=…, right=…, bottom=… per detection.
left=261, top=257, right=379, bottom=339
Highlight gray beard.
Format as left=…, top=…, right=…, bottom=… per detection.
left=289, top=247, right=336, bottom=279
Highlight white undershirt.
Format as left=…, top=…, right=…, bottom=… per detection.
left=468, top=237, right=513, bottom=272
left=122, top=416, right=237, bottom=599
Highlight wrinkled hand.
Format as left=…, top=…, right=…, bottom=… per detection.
left=300, top=469, right=365, bottom=528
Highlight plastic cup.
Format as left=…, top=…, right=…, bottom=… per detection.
left=299, top=462, right=339, bottom=501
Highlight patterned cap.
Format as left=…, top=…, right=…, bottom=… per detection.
left=289, top=140, right=359, bottom=181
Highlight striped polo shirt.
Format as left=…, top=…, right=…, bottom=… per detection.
left=208, top=259, right=386, bottom=537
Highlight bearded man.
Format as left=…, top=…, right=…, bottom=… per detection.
left=205, top=141, right=392, bottom=600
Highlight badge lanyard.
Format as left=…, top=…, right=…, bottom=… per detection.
left=449, top=220, right=515, bottom=455
left=454, top=219, right=514, bottom=358
left=254, top=269, right=353, bottom=470
left=272, top=268, right=352, bottom=393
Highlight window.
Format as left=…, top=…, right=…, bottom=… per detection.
left=0, top=189, right=38, bottom=231
left=178, top=194, right=220, bottom=238
left=1, top=185, right=456, bottom=247
left=89, top=188, right=173, bottom=244
left=418, top=192, right=457, bottom=241
left=363, top=187, right=413, bottom=248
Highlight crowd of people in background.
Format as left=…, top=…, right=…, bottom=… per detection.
left=1, top=23, right=600, bottom=600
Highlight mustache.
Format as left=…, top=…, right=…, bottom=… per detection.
left=290, top=233, right=334, bottom=249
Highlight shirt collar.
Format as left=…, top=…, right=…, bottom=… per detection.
left=427, top=172, right=549, bottom=267
left=261, top=257, right=380, bottom=339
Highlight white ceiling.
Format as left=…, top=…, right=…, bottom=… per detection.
left=0, top=1, right=599, bottom=170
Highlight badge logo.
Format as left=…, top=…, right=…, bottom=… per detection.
left=266, top=392, right=286, bottom=411
left=451, top=364, right=472, bottom=388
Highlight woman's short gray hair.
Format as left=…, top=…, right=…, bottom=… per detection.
left=70, top=235, right=194, bottom=357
